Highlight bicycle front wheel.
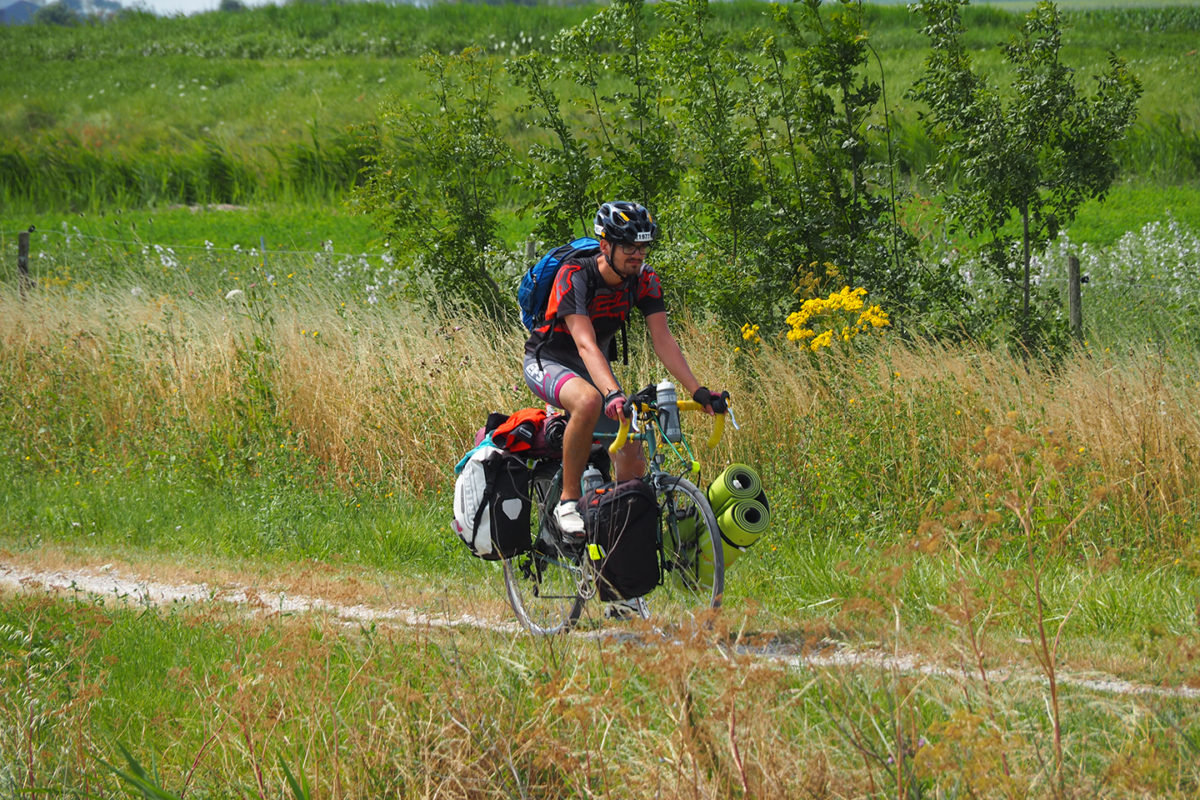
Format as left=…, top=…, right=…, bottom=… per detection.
left=502, top=468, right=586, bottom=635
left=653, top=475, right=725, bottom=617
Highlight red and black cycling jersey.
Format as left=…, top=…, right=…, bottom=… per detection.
left=524, top=254, right=667, bottom=373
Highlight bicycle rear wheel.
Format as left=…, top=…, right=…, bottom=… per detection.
left=653, top=475, right=725, bottom=617
left=502, top=467, right=586, bottom=635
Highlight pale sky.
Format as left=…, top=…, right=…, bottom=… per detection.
left=129, top=0, right=277, bottom=17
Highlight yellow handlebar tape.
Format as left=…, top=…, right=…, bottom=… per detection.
left=607, top=401, right=726, bottom=454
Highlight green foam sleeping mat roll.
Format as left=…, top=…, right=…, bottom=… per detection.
left=706, top=464, right=764, bottom=515
left=717, top=498, right=770, bottom=546
left=715, top=498, right=770, bottom=569
left=668, top=507, right=700, bottom=550
left=666, top=508, right=719, bottom=591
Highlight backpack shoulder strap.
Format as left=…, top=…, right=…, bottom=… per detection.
left=536, top=252, right=602, bottom=369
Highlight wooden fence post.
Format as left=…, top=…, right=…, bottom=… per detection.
left=1067, top=253, right=1082, bottom=341
left=18, top=228, right=32, bottom=300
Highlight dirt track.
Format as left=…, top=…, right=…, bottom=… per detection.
left=2, top=558, right=1198, bottom=701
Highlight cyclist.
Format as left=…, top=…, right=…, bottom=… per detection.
left=522, top=200, right=727, bottom=548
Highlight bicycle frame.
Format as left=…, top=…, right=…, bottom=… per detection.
left=605, top=397, right=726, bottom=477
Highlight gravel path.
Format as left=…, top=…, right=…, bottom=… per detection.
left=3, top=559, right=1197, bottom=701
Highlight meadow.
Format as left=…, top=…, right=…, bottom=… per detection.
left=2, top=1, right=1200, bottom=797
left=3, top=215, right=1200, bottom=795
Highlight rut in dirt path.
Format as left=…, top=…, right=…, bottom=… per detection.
left=0, top=560, right=516, bottom=632
left=2, top=560, right=1198, bottom=701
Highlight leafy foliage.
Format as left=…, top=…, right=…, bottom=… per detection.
left=510, top=0, right=916, bottom=328
left=652, top=0, right=767, bottom=320
left=32, top=2, right=80, bottom=27
left=910, top=0, right=1142, bottom=351
left=358, top=0, right=917, bottom=330
left=508, top=50, right=600, bottom=245
left=510, top=0, right=679, bottom=245
left=357, top=48, right=513, bottom=321
left=743, top=0, right=915, bottom=317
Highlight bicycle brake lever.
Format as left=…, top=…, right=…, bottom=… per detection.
left=726, top=406, right=740, bottom=431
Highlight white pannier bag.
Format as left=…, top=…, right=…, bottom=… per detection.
left=451, top=446, right=532, bottom=560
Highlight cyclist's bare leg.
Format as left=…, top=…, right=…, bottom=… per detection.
left=612, top=439, right=646, bottom=481
left=556, top=377, right=602, bottom=502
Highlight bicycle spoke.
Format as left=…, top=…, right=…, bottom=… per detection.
left=651, top=476, right=725, bottom=620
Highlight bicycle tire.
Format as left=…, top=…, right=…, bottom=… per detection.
left=502, top=466, right=586, bottom=635
left=652, top=475, right=725, bottom=616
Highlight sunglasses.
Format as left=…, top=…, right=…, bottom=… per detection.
left=618, top=242, right=653, bottom=255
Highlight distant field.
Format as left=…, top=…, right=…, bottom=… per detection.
left=0, top=202, right=384, bottom=253
left=2, top=1, right=1199, bottom=245
left=3, top=178, right=1197, bottom=263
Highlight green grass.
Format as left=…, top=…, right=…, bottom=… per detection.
left=7, top=174, right=1199, bottom=253
left=1066, top=181, right=1200, bottom=244
left=2, top=573, right=1198, bottom=798
left=3, top=2, right=1200, bottom=219
left=7, top=428, right=1194, bottom=663
left=0, top=469, right=453, bottom=574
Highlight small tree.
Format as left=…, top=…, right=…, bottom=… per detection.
left=356, top=48, right=512, bottom=320
left=569, top=0, right=679, bottom=217
left=508, top=50, right=600, bottom=244
left=911, top=0, right=1141, bottom=350
left=510, top=0, right=678, bottom=245
left=749, top=0, right=914, bottom=308
left=656, top=0, right=764, bottom=263
left=653, top=0, right=770, bottom=322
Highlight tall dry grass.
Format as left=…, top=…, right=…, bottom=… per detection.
left=1, top=285, right=519, bottom=493
left=3, top=282, right=1199, bottom=548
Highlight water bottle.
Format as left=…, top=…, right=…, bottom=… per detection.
left=581, top=464, right=604, bottom=495
left=657, top=379, right=682, bottom=443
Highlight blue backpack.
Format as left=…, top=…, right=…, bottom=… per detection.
left=517, top=236, right=600, bottom=331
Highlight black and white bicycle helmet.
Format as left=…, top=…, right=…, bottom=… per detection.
left=594, top=201, right=658, bottom=245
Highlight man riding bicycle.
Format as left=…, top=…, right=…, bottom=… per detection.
left=522, top=200, right=727, bottom=548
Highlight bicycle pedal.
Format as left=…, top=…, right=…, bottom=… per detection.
left=558, top=537, right=587, bottom=560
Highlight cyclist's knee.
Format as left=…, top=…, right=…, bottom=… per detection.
left=560, top=379, right=602, bottom=421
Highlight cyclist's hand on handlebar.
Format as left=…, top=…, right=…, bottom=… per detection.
left=692, top=386, right=730, bottom=415
left=603, top=390, right=630, bottom=420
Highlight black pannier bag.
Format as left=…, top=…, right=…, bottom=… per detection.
left=451, top=446, right=533, bottom=560
left=582, top=479, right=660, bottom=601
